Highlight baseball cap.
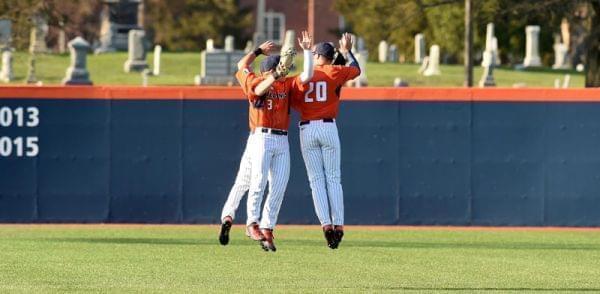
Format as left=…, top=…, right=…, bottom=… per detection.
left=260, top=55, right=280, bottom=72
left=313, top=42, right=335, bottom=60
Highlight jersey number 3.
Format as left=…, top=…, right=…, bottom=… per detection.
left=304, top=81, right=327, bottom=103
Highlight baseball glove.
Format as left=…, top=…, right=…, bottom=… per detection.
left=274, top=47, right=296, bottom=79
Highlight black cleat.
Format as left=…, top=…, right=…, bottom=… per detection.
left=324, top=227, right=338, bottom=249
left=333, top=228, right=344, bottom=248
left=219, top=218, right=233, bottom=246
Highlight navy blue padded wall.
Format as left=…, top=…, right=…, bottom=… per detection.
left=2, top=97, right=600, bottom=225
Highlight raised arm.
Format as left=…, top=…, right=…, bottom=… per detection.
left=338, top=33, right=361, bottom=73
left=237, top=41, right=275, bottom=71
left=297, top=30, right=314, bottom=84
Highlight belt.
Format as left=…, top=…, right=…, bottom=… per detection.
left=253, top=127, right=288, bottom=136
left=299, top=118, right=335, bottom=126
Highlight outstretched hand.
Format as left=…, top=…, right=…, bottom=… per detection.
left=297, top=30, right=313, bottom=50
left=259, top=41, right=275, bottom=55
left=338, top=32, right=353, bottom=53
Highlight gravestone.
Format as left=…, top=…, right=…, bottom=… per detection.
left=123, top=29, right=148, bottom=72
left=423, top=45, right=441, bottom=76
left=414, top=33, right=425, bottom=64
left=478, top=50, right=496, bottom=87
left=29, top=14, right=48, bottom=53
left=378, top=40, right=388, bottom=63
left=153, top=45, right=161, bottom=76
left=388, top=45, right=398, bottom=63
left=196, top=50, right=245, bottom=85
left=0, top=50, right=13, bottom=82
left=481, top=23, right=499, bottom=66
left=96, top=0, right=142, bottom=53
left=224, top=35, right=235, bottom=52
left=244, top=40, right=253, bottom=53
left=552, top=43, right=569, bottom=69
left=523, top=25, right=541, bottom=67
left=206, top=39, right=215, bottom=52
left=63, top=37, right=93, bottom=85
left=0, top=19, right=11, bottom=50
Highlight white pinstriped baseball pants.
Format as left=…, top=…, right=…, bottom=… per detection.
left=246, top=130, right=291, bottom=229
left=220, top=136, right=252, bottom=222
left=299, top=120, right=344, bottom=226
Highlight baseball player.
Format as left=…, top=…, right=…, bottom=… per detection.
left=219, top=32, right=314, bottom=252
left=291, top=33, right=360, bottom=249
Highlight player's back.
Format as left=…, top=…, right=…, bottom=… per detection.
left=292, top=64, right=360, bottom=121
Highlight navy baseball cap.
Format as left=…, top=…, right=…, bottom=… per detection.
left=260, top=55, right=280, bottom=72
left=313, top=42, right=335, bottom=60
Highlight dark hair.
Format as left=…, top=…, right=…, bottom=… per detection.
left=332, top=50, right=346, bottom=65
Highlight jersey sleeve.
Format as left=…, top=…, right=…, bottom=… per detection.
left=235, top=67, right=256, bottom=96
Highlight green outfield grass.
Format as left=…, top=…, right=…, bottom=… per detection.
left=0, top=225, right=599, bottom=292
left=5, top=52, right=585, bottom=87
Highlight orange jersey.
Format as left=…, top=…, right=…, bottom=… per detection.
left=235, top=68, right=299, bottom=131
left=291, top=65, right=360, bottom=121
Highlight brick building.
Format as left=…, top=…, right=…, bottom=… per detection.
left=238, top=0, right=345, bottom=45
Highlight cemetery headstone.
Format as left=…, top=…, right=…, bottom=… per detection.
left=63, top=37, right=93, bottom=85
left=123, top=29, right=148, bottom=72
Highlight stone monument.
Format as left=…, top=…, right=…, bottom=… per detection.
left=0, top=50, right=13, bottom=83
left=378, top=40, right=388, bottom=63
left=244, top=40, right=253, bottom=53
left=206, top=39, right=215, bottom=52
left=523, top=25, right=542, bottom=67
left=96, top=0, right=142, bottom=53
left=63, top=37, right=93, bottom=85
left=0, top=19, right=12, bottom=50
left=29, top=13, right=48, bottom=53
left=224, top=35, right=235, bottom=52
left=414, top=33, right=425, bottom=64
left=123, top=29, right=148, bottom=72
left=388, top=45, right=398, bottom=63
left=153, top=45, right=161, bottom=76
left=423, top=45, right=441, bottom=76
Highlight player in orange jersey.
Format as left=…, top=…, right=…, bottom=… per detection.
left=291, top=33, right=360, bottom=249
left=219, top=32, right=314, bottom=251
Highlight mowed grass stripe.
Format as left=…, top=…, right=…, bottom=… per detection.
left=0, top=225, right=599, bottom=292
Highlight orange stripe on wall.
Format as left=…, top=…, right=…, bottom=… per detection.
left=0, top=85, right=599, bottom=102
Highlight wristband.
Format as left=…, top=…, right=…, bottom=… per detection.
left=253, top=48, right=263, bottom=56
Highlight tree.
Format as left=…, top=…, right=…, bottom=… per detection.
left=145, top=0, right=252, bottom=51
left=334, top=0, right=600, bottom=87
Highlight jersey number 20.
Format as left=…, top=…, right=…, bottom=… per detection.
left=304, top=81, right=327, bottom=103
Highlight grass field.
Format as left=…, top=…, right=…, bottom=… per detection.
left=1, top=225, right=599, bottom=292
left=5, top=52, right=585, bottom=87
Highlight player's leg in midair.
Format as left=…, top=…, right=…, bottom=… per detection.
left=259, top=136, right=290, bottom=251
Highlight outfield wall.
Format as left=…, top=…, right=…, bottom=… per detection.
left=1, top=86, right=600, bottom=225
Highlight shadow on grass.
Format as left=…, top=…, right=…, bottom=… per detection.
left=39, top=237, right=600, bottom=251
left=382, top=287, right=600, bottom=292
left=40, top=237, right=234, bottom=246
